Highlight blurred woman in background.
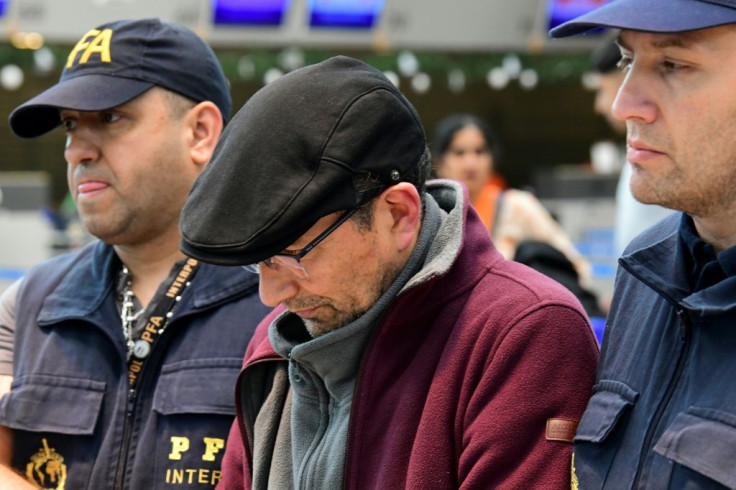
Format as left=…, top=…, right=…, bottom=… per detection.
left=432, top=113, right=594, bottom=290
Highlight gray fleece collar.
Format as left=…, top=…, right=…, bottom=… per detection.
left=402, top=179, right=465, bottom=292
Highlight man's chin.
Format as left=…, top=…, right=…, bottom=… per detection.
left=302, top=310, right=364, bottom=338
left=303, top=318, right=339, bottom=338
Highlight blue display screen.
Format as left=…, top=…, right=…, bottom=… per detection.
left=0, top=0, right=6, bottom=17
left=547, top=0, right=611, bottom=30
left=213, top=0, right=291, bottom=26
left=308, top=0, right=384, bottom=29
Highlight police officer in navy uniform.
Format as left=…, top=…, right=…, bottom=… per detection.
left=0, top=19, right=271, bottom=489
left=552, top=1, right=736, bottom=488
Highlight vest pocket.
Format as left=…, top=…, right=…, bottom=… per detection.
left=653, top=407, right=736, bottom=488
left=153, top=357, right=242, bottom=416
left=0, top=374, right=105, bottom=434
left=573, top=379, right=638, bottom=489
left=150, top=358, right=243, bottom=489
left=0, top=374, right=105, bottom=489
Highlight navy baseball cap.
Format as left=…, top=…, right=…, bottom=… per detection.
left=9, top=18, right=231, bottom=138
left=550, top=0, right=736, bottom=38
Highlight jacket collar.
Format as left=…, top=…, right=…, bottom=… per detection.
left=38, top=241, right=259, bottom=324
left=620, top=213, right=736, bottom=318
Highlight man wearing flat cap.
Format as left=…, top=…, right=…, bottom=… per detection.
left=551, top=1, right=736, bottom=488
left=180, top=55, right=599, bottom=488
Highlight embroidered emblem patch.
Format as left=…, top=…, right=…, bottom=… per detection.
left=571, top=453, right=579, bottom=490
left=26, top=438, right=67, bottom=490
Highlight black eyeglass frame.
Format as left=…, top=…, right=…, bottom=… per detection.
left=242, top=207, right=359, bottom=276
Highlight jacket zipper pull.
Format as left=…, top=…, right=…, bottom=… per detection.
left=127, top=388, right=137, bottom=415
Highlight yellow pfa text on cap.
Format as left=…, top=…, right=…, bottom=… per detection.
left=66, top=28, right=112, bottom=68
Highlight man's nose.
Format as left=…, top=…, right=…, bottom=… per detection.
left=258, top=265, right=300, bottom=307
left=612, top=68, right=658, bottom=125
left=64, top=131, right=101, bottom=167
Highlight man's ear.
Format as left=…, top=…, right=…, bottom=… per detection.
left=379, top=182, right=422, bottom=252
left=186, top=101, right=223, bottom=167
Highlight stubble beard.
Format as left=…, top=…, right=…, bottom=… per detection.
left=632, top=155, right=736, bottom=218
left=301, top=258, right=405, bottom=338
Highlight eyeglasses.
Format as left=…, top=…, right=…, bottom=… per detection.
left=242, top=207, right=359, bottom=279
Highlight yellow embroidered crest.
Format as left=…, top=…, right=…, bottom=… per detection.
left=26, top=438, right=67, bottom=490
left=571, top=453, right=579, bottom=490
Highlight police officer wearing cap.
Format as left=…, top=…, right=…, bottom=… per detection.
left=551, top=1, right=736, bottom=488
left=0, top=19, right=270, bottom=489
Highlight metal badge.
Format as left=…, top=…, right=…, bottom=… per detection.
left=132, top=340, right=152, bottom=359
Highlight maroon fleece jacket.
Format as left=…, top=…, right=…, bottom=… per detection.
left=218, top=191, right=599, bottom=489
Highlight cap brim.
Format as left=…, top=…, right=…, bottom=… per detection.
left=550, top=0, right=736, bottom=38
left=180, top=220, right=316, bottom=267
left=9, top=74, right=154, bottom=138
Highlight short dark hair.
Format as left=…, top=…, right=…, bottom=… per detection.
left=351, top=145, right=431, bottom=230
left=431, top=114, right=501, bottom=172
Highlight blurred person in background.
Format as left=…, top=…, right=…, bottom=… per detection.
left=552, top=0, right=736, bottom=487
left=590, top=40, right=672, bottom=257
left=0, top=18, right=270, bottom=489
left=432, top=114, right=604, bottom=319
left=432, top=114, right=591, bottom=283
